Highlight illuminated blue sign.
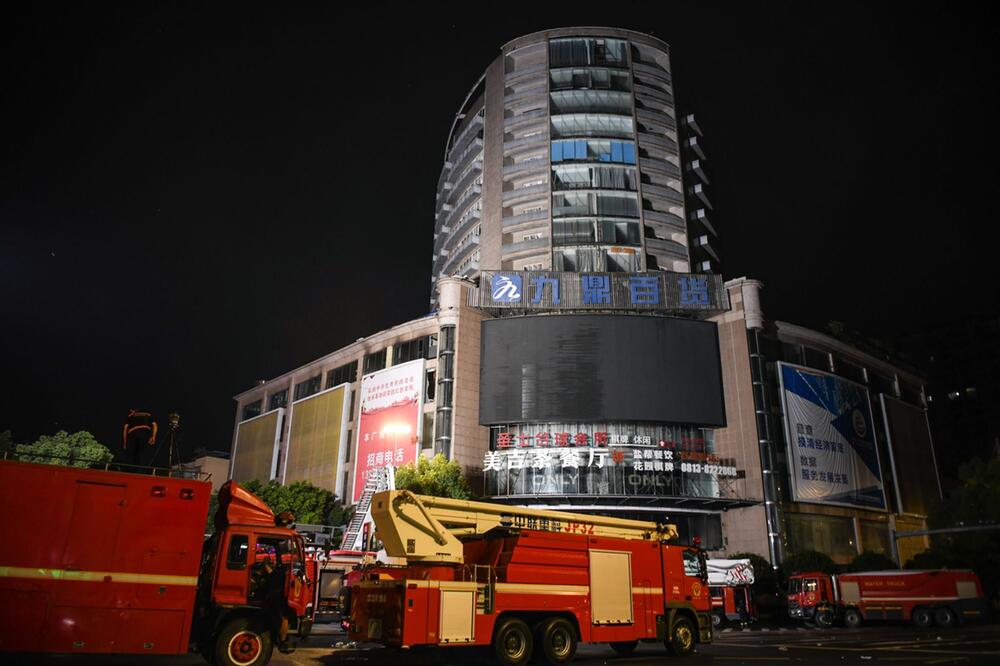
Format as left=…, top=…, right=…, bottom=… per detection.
left=490, top=274, right=522, bottom=303
left=476, top=271, right=727, bottom=314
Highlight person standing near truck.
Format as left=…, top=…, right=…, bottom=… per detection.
left=251, top=540, right=298, bottom=654
left=122, top=408, right=158, bottom=467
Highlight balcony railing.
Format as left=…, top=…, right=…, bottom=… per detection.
left=501, top=182, right=548, bottom=205
left=502, top=208, right=548, bottom=228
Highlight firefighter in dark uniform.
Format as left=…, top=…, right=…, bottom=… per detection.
left=250, top=551, right=295, bottom=654
left=123, top=409, right=158, bottom=467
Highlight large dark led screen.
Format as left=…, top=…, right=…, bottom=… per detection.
left=480, top=315, right=725, bottom=426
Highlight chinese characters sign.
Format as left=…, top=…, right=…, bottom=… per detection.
left=482, top=446, right=737, bottom=477
left=778, top=363, right=887, bottom=510
left=482, top=423, right=738, bottom=499
left=475, top=271, right=727, bottom=313
left=353, top=359, right=425, bottom=502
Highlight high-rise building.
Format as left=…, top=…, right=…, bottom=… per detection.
left=431, top=28, right=719, bottom=306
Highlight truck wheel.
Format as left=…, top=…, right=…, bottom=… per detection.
left=665, top=616, right=696, bottom=656
left=912, top=607, right=933, bottom=629
left=934, top=607, right=956, bottom=628
left=711, top=612, right=724, bottom=629
left=815, top=610, right=835, bottom=628
left=493, top=617, right=533, bottom=666
left=535, top=617, right=576, bottom=665
left=844, top=609, right=863, bottom=629
left=215, top=617, right=274, bottom=666
left=609, top=640, right=637, bottom=655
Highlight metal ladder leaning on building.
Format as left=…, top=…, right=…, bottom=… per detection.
left=340, top=466, right=395, bottom=551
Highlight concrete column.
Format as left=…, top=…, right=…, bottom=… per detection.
left=740, top=279, right=765, bottom=330
left=436, top=275, right=471, bottom=317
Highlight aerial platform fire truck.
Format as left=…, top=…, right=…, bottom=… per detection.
left=348, top=490, right=712, bottom=665
left=0, top=459, right=312, bottom=666
left=787, top=569, right=988, bottom=628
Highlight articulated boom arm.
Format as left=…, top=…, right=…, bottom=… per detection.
left=370, top=490, right=678, bottom=564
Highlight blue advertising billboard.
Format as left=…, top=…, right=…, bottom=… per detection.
left=778, top=362, right=887, bottom=511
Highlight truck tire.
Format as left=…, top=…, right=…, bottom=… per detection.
left=844, top=609, right=863, bottom=629
left=711, top=611, right=724, bottom=629
left=214, top=616, right=274, bottom=666
left=493, top=617, right=533, bottom=666
left=535, top=617, right=577, bottom=665
left=609, top=640, right=638, bottom=655
left=665, top=616, right=696, bottom=656
left=912, top=607, right=933, bottom=629
left=934, top=607, right=956, bottom=628
left=815, top=610, right=835, bottom=628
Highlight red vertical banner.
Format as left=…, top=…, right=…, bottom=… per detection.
left=352, top=359, right=425, bottom=502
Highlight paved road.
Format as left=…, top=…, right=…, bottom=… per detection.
left=11, top=622, right=1000, bottom=665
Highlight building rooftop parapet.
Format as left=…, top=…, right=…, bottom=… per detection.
left=233, top=312, right=441, bottom=400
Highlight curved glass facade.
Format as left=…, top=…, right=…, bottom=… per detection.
left=431, top=28, right=691, bottom=304
left=548, top=36, right=642, bottom=273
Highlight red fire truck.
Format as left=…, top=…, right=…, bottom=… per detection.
left=706, top=559, right=756, bottom=627
left=0, top=459, right=312, bottom=665
left=310, top=549, right=371, bottom=625
left=787, top=569, right=988, bottom=628
left=348, top=490, right=712, bottom=664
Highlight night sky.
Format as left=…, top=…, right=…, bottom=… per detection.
left=3, top=4, right=998, bottom=460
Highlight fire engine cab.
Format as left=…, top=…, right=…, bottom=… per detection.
left=0, top=458, right=312, bottom=666
left=348, top=490, right=712, bottom=664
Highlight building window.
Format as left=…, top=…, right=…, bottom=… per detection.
left=349, top=389, right=356, bottom=419
left=552, top=164, right=637, bottom=191
left=268, top=390, right=288, bottom=411
left=425, top=369, right=436, bottom=402
left=327, top=360, right=358, bottom=388
left=552, top=190, right=639, bottom=218
left=803, top=346, right=830, bottom=372
left=550, top=68, right=631, bottom=92
left=434, top=325, right=456, bottom=456
left=785, top=512, right=857, bottom=564
left=293, top=375, right=321, bottom=401
left=363, top=349, right=387, bottom=375
left=551, top=139, right=636, bottom=165
left=549, top=37, right=627, bottom=69
left=394, top=335, right=439, bottom=364
left=549, top=89, right=632, bottom=115
left=345, top=431, right=352, bottom=463
left=241, top=400, right=262, bottom=421
left=859, top=520, right=893, bottom=559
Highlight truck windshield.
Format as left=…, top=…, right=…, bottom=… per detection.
left=788, top=578, right=802, bottom=594
left=683, top=550, right=701, bottom=577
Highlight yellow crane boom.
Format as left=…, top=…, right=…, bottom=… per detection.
left=370, top=490, right=679, bottom=564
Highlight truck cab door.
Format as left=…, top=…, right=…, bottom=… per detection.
left=682, top=548, right=709, bottom=610
left=251, top=534, right=310, bottom=619
left=284, top=537, right=310, bottom=618
left=803, top=577, right=820, bottom=608
left=212, top=531, right=251, bottom=605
